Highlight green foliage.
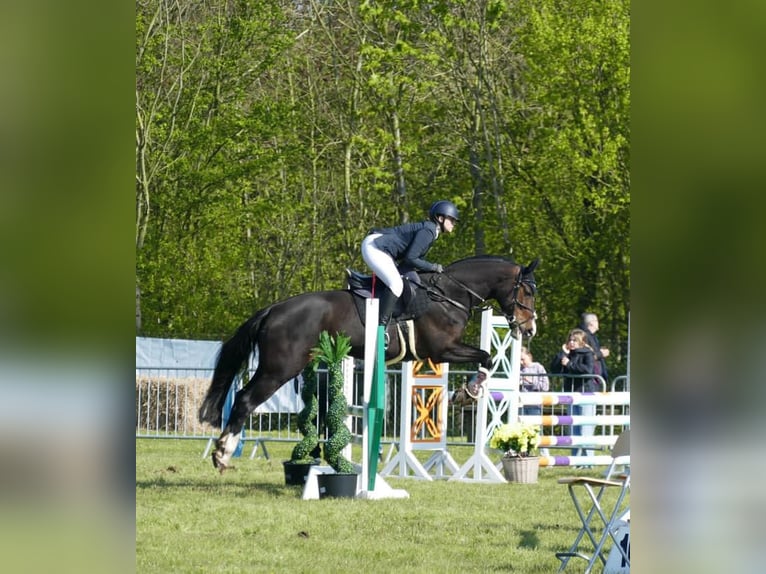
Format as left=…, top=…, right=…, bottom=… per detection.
left=504, top=0, right=630, bottom=371
left=310, top=331, right=354, bottom=473
left=288, top=365, right=320, bottom=463
left=136, top=0, right=630, bottom=376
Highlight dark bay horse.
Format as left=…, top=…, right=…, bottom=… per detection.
left=199, top=255, right=539, bottom=471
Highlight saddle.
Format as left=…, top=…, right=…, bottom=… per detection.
left=345, top=269, right=431, bottom=324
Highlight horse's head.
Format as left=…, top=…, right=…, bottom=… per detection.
left=438, top=255, right=539, bottom=338
left=498, top=258, right=538, bottom=338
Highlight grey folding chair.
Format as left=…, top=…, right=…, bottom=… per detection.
left=555, top=429, right=630, bottom=573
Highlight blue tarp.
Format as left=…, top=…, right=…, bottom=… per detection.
left=135, top=337, right=302, bottom=413
left=136, top=336, right=221, bottom=371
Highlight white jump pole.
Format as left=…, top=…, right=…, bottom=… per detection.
left=450, top=310, right=521, bottom=483
left=356, top=298, right=408, bottom=499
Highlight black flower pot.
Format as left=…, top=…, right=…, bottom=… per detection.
left=317, top=473, right=358, bottom=499
left=283, top=461, right=318, bottom=486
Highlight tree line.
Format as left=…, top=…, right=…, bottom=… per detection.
left=136, top=0, right=630, bottom=379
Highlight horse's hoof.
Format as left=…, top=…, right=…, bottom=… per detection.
left=465, top=382, right=482, bottom=399
left=212, top=442, right=230, bottom=471
left=466, top=369, right=489, bottom=399
left=212, top=432, right=239, bottom=472
left=216, top=461, right=235, bottom=474
left=213, top=454, right=230, bottom=474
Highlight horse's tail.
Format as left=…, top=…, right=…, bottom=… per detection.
left=198, top=307, right=271, bottom=428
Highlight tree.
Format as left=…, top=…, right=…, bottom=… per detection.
left=135, top=0, right=631, bottom=378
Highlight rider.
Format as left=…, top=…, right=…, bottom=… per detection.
left=361, top=200, right=459, bottom=347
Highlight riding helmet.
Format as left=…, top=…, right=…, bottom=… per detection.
left=429, top=200, right=460, bottom=222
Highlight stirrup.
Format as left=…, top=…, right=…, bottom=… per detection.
left=383, top=331, right=390, bottom=349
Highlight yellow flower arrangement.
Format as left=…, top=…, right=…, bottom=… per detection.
left=489, top=421, right=541, bottom=458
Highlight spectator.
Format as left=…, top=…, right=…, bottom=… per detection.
left=549, top=328, right=597, bottom=460
left=519, top=346, right=549, bottom=417
left=580, top=312, right=610, bottom=385
left=549, top=329, right=597, bottom=392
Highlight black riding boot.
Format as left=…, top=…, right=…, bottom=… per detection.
left=377, top=288, right=398, bottom=349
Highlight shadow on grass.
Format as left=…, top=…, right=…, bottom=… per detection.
left=518, top=528, right=540, bottom=548
left=136, top=477, right=302, bottom=498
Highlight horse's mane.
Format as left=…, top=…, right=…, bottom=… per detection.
left=450, top=254, right=517, bottom=265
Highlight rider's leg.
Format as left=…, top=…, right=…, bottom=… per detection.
left=377, top=286, right=397, bottom=348
left=361, top=235, right=404, bottom=348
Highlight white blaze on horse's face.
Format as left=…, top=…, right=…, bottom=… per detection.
left=512, top=311, right=536, bottom=337
left=528, top=312, right=538, bottom=337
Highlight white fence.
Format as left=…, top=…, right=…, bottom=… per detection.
left=136, top=333, right=628, bottom=462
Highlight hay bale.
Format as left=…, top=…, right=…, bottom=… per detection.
left=135, top=376, right=217, bottom=434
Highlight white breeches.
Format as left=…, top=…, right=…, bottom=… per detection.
left=361, top=234, right=403, bottom=297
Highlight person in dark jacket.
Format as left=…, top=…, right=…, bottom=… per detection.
left=549, top=328, right=598, bottom=459
left=579, top=312, right=610, bottom=385
left=549, top=329, right=598, bottom=392
left=361, top=200, right=459, bottom=347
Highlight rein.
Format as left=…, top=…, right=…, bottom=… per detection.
left=434, top=267, right=536, bottom=327
left=438, top=273, right=488, bottom=313
left=425, top=272, right=491, bottom=320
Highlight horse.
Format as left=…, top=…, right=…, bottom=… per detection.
left=199, top=255, right=539, bottom=471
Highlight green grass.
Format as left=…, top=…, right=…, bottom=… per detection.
left=136, top=439, right=627, bottom=573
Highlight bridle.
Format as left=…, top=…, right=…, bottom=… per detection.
left=433, top=267, right=536, bottom=330
left=509, top=273, right=537, bottom=329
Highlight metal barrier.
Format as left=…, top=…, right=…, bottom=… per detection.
left=136, top=365, right=627, bottom=460
left=136, top=365, right=485, bottom=453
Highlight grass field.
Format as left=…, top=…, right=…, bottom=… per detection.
left=136, top=439, right=627, bottom=573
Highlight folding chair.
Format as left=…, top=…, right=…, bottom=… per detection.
left=556, top=430, right=630, bottom=573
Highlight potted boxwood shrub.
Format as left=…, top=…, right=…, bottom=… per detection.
left=312, top=331, right=357, bottom=498
left=283, top=364, right=321, bottom=485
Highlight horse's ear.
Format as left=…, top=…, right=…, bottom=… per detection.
left=524, top=258, right=540, bottom=274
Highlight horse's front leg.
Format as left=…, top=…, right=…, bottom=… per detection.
left=437, top=344, right=492, bottom=398
left=466, top=368, right=490, bottom=398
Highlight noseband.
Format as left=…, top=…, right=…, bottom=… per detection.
left=508, top=272, right=536, bottom=328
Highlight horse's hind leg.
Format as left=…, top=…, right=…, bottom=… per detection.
left=213, top=429, right=242, bottom=473
left=212, top=371, right=286, bottom=473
